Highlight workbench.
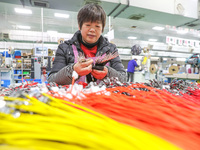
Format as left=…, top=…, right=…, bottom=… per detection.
left=164, top=73, right=200, bottom=83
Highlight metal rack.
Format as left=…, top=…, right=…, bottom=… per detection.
left=12, top=58, right=32, bottom=83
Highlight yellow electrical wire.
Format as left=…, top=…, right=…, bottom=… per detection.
left=0, top=93, right=181, bottom=150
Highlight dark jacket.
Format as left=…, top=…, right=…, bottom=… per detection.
left=48, top=30, right=126, bottom=85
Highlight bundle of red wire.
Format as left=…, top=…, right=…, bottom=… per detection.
left=50, top=83, right=200, bottom=150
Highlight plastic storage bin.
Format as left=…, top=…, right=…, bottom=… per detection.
left=14, top=76, right=18, bottom=79
left=14, top=50, right=21, bottom=58
left=17, top=70, right=22, bottom=74
left=23, top=71, right=30, bottom=74
left=1, top=51, right=11, bottom=57
left=1, top=80, right=10, bottom=87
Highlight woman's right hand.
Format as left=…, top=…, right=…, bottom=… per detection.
left=73, top=59, right=93, bottom=76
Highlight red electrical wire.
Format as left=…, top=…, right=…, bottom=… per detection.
left=53, top=83, right=200, bottom=150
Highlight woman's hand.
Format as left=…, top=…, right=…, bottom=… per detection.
left=91, top=66, right=108, bottom=79
left=73, top=59, right=93, bottom=76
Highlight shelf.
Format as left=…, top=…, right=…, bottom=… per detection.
left=13, top=57, right=31, bottom=59
left=152, top=49, right=193, bottom=54
left=13, top=58, right=32, bottom=59
left=117, top=46, right=195, bottom=59
left=0, top=39, right=57, bottom=45
left=23, top=68, right=31, bottom=70
left=164, top=74, right=200, bottom=80
left=0, top=68, right=11, bottom=72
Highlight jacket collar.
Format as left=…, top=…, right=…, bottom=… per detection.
left=66, top=30, right=80, bottom=45
left=66, top=30, right=110, bottom=53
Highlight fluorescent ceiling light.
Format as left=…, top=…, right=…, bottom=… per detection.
left=15, top=8, right=32, bottom=14
left=17, top=25, right=31, bottom=29
left=54, top=13, right=69, bottom=18
left=47, top=30, right=58, bottom=34
left=148, top=39, right=157, bottom=42
left=128, top=36, right=137, bottom=40
left=152, top=26, right=164, bottom=31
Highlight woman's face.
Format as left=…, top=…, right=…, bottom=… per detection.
left=79, top=21, right=103, bottom=44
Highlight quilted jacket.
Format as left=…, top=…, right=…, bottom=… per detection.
left=48, top=30, right=126, bottom=85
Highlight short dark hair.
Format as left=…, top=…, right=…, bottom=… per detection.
left=77, top=3, right=106, bottom=32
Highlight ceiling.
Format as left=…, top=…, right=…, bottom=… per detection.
left=0, top=0, right=200, bottom=47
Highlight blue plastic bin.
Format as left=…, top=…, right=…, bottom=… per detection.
left=14, top=50, right=21, bottom=58
left=1, top=80, right=10, bottom=87
left=17, top=70, right=22, bottom=74
left=0, top=51, right=11, bottom=57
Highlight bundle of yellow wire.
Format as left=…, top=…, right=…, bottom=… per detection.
left=0, top=93, right=180, bottom=150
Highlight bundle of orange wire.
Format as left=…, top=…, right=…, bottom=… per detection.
left=50, top=83, right=200, bottom=150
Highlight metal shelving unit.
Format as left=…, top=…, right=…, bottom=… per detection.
left=12, top=58, right=32, bottom=83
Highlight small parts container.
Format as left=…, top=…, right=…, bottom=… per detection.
left=23, top=71, right=30, bottom=75
left=17, top=70, right=22, bottom=74
left=1, top=80, right=10, bottom=87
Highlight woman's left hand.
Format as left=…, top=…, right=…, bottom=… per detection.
left=91, top=66, right=108, bottom=79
